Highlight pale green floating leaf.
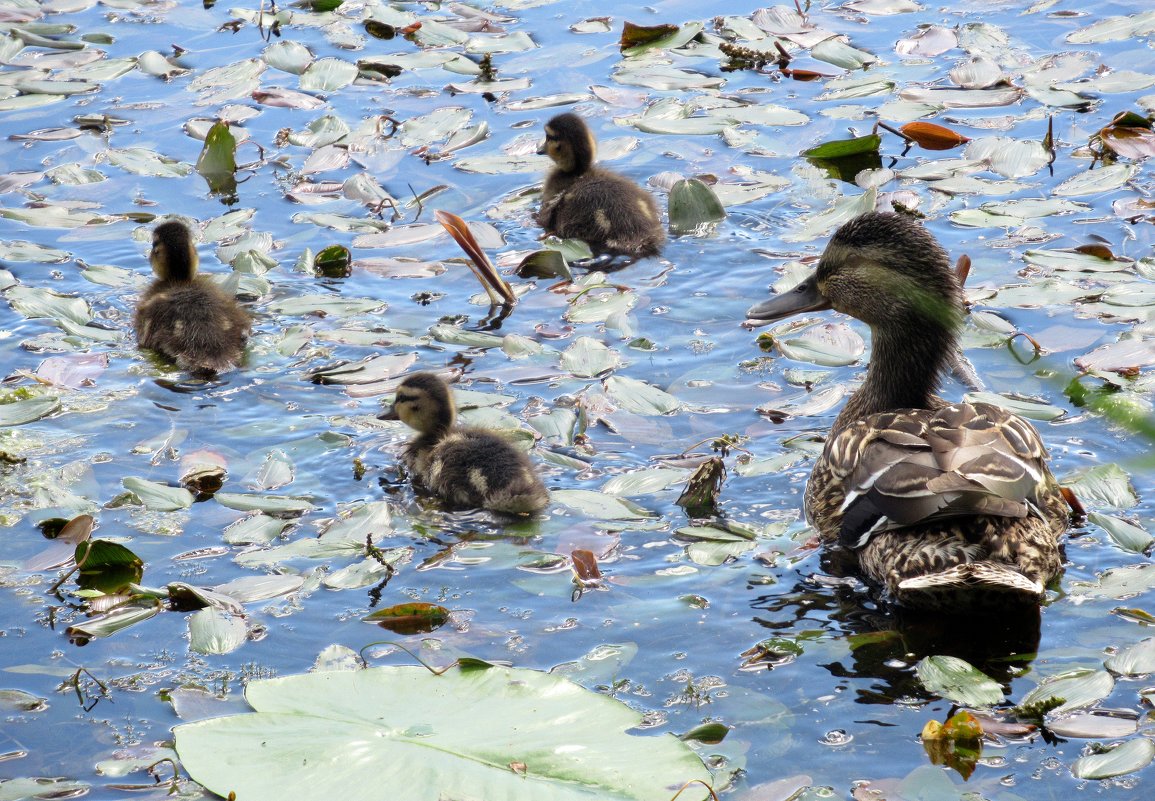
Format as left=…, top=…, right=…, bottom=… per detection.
left=64, top=602, right=160, bottom=641
left=465, top=31, right=536, bottom=54
left=776, top=323, right=864, bottom=367
left=915, top=655, right=1003, bottom=708
left=137, top=49, right=187, bottom=79
left=0, top=241, right=68, bottom=263
left=1071, top=739, right=1155, bottom=780
left=552, top=489, right=655, bottom=520
left=173, top=665, right=710, bottom=801
left=0, top=94, right=62, bottom=111
left=1076, top=339, right=1155, bottom=372
left=14, top=78, right=97, bottom=96
left=107, top=147, right=192, bottom=178
left=613, top=64, right=723, bottom=91
left=46, top=163, right=105, bottom=184
left=602, top=468, right=689, bottom=497
left=965, top=137, right=1050, bottom=178
left=560, top=337, right=621, bottom=378
left=0, top=396, right=60, bottom=427
left=1071, top=564, right=1155, bottom=600
left=1088, top=512, right=1153, bottom=555
left=1066, top=10, right=1155, bottom=44
left=819, top=73, right=897, bottom=101
left=428, top=324, right=504, bottom=349
left=811, top=37, right=876, bottom=70
left=5, top=285, right=90, bottom=324
left=964, top=392, right=1066, bottom=421
left=121, top=477, right=194, bottom=512
left=214, top=492, right=316, bottom=516
left=223, top=514, right=293, bottom=546
left=399, top=106, right=473, bottom=148
left=323, top=558, right=395, bottom=590
left=264, top=40, right=314, bottom=74
left=266, top=294, right=386, bottom=317
left=604, top=375, right=680, bottom=415
left=300, top=57, right=357, bottom=92
left=505, top=92, right=593, bottom=111
left=189, top=608, right=247, bottom=655
left=898, top=86, right=1024, bottom=108
left=0, top=205, right=109, bottom=227
left=1062, top=463, right=1138, bottom=510
left=1104, top=636, right=1155, bottom=676
left=1023, top=248, right=1132, bottom=273
left=668, top=178, right=726, bottom=236
left=565, top=288, right=637, bottom=325
left=784, top=188, right=877, bottom=243
left=1053, top=163, right=1138, bottom=197
left=1019, top=668, right=1114, bottom=715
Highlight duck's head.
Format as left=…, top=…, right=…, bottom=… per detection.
left=746, top=212, right=963, bottom=334
left=538, top=113, right=596, bottom=175
left=379, top=372, right=455, bottom=434
left=150, top=220, right=198, bottom=282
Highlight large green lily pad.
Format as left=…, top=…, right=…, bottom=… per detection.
left=174, top=664, right=711, bottom=801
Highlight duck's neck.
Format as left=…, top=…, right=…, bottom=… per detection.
left=836, top=325, right=955, bottom=430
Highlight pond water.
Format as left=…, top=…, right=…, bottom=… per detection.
left=2, top=0, right=1155, bottom=799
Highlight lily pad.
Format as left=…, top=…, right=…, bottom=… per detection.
left=1071, top=739, right=1155, bottom=780
left=173, top=665, right=711, bottom=801
left=915, top=655, right=1004, bottom=708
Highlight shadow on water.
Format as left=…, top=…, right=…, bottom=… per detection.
left=749, top=576, right=1041, bottom=706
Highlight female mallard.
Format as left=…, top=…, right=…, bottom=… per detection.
left=537, top=113, right=664, bottom=260
left=134, top=220, right=250, bottom=376
left=746, top=212, right=1067, bottom=611
left=379, top=372, right=549, bottom=515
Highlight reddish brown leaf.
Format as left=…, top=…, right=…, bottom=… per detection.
left=619, top=21, right=678, bottom=51
left=900, top=121, right=970, bottom=151
left=1073, top=243, right=1116, bottom=260
left=571, top=549, right=602, bottom=583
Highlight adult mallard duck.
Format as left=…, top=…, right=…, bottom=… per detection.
left=537, top=113, right=664, bottom=260
left=746, top=212, right=1067, bottom=611
left=379, top=372, right=550, bottom=515
left=134, top=220, right=250, bottom=376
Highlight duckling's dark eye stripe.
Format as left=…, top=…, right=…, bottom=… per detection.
left=395, top=391, right=419, bottom=404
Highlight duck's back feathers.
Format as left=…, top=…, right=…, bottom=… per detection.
left=807, top=394, right=1066, bottom=609
left=134, top=279, right=250, bottom=375
left=403, top=427, right=550, bottom=515
left=538, top=167, right=664, bottom=258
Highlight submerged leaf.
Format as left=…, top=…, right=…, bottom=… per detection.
left=668, top=178, right=726, bottom=236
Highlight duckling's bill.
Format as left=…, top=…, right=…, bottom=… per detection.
left=744, top=273, right=832, bottom=327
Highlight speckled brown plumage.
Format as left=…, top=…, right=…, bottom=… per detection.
left=380, top=373, right=549, bottom=515
left=134, top=220, right=250, bottom=376
left=537, top=113, right=664, bottom=260
left=747, top=212, right=1068, bottom=611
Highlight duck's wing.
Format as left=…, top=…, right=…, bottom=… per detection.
left=825, top=402, right=1058, bottom=549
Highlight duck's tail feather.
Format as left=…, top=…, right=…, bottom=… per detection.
left=897, top=561, right=1044, bottom=610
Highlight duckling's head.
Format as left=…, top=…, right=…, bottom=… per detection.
left=538, top=113, right=596, bottom=175
left=150, top=221, right=198, bottom=282
left=747, top=212, right=963, bottom=334
left=379, top=372, right=455, bottom=435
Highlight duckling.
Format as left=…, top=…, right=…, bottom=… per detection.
left=746, top=212, right=1067, bottom=611
left=134, top=220, right=250, bottom=376
left=379, top=372, right=549, bottom=515
left=537, top=113, right=664, bottom=260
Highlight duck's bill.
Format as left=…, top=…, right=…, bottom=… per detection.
left=378, top=405, right=399, bottom=421
left=743, top=274, right=832, bottom=328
